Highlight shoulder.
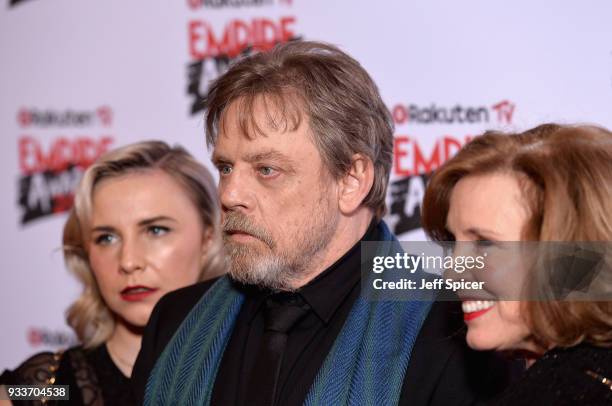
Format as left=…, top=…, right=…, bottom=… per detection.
left=157, top=277, right=219, bottom=310
left=151, top=277, right=220, bottom=323
left=494, top=344, right=612, bottom=405
left=556, top=343, right=612, bottom=375
left=0, top=347, right=80, bottom=386
left=131, top=277, right=221, bottom=405
left=401, top=301, right=522, bottom=406
left=143, top=277, right=221, bottom=363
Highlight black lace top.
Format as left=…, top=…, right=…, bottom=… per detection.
left=492, top=344, right=612, bottom=405
left=0, top=345, right=132, bottom=405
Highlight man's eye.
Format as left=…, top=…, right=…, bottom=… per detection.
left=258, top=166, right=276, bottom=176
left=148, top=226, right=169, bottom=236
left=218, top=165, right=232, bottom=176
left=94, top=234, right=116, bottom=245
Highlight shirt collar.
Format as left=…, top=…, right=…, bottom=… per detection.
left=237, top=219, right=383, bottom=325
left=297, top=219, right=381, bottom=324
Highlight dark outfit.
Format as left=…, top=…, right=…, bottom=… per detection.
left=492, top=344, right=612, bottom=406
left=132, top=222, right=518, bottom=405
left=0, top=345, right=131, bottom=406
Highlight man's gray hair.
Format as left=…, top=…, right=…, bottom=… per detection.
left=204, top=40, right=394, bottom=220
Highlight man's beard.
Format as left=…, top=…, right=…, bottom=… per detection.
left=222, top=197, right=339, bottom=291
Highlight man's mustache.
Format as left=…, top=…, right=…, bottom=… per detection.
left=222, top=212, right=275, bottom=249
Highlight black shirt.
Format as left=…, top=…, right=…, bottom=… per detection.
left=211, top=220, right=381, bottom=405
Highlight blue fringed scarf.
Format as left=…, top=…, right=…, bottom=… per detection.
left=145, top=222, right=432, bottom=405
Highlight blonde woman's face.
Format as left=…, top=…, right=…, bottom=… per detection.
left=87, top=170, right=209, bottom=328
left=446, top=173, right=533, bottom=352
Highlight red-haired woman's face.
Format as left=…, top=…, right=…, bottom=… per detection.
left=447, top=172, right=535, bottom=352
left=87, top=170, right=210, bottom=329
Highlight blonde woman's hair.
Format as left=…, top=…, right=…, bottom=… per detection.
left=64, top=141, right=225, bottom=348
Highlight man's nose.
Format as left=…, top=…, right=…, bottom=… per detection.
left=219, top=168, right=253, bottom=213
left=119, top=237, right=145, bottom=274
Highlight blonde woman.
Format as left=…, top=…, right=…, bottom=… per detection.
left=1, top=141, right=225, bottom=405
left=422, top=124, right=612, bottom=405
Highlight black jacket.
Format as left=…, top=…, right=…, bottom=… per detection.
left=132, top=278, right=519, bottom=405
left=492, top=344, right=612, bottom=406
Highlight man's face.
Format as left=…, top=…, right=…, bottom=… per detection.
left=212, top=98, right=340, bottom=291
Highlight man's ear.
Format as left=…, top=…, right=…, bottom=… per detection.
left=337, top=153, right=375, bottom=215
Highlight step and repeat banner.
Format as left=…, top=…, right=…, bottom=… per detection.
left=2, top=0, right=612, bottom=370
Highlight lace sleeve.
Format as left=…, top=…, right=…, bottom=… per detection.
left=3, top=352, right=62, bottom=386
left=1, top=348, right=106, bottom=406
left=0, top=351, right=62, bottom=406
left=65, top=348, right=103, bottom=406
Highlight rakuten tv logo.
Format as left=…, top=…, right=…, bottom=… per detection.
left=186, top=16, right=300, bottom=115
left=28, top=327, right=78, bottom=348
left=387, top=135, right=472, bottom=235
left=386, top=100, right=517, bottom=235
left=392, top=100, right=515, bottom=125
left=18, top=106, right=113, bottom=128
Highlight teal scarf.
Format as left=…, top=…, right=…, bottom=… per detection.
left=146, top=222, right=432, bottom=405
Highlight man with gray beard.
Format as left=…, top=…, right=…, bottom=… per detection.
left=132, top=41, right=517, bottom=406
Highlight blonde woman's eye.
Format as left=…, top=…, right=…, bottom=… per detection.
left=148, top=226, right=170, bottom=236
left=94, top=234, right=116, bottom=245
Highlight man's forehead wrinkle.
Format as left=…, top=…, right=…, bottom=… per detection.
left=217, top=92, right=309, bottom=157
left=212, top=146, right=299, bottom=176
left=244, top=149, right=298, bottom=167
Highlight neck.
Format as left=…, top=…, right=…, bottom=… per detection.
left=505, top=337, right=550, bottom=369
left=106, top=319, right=144, bottom=377
left=525, top=340, right=553, bottom=368
left=289, top=208, right=374, bottom=289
